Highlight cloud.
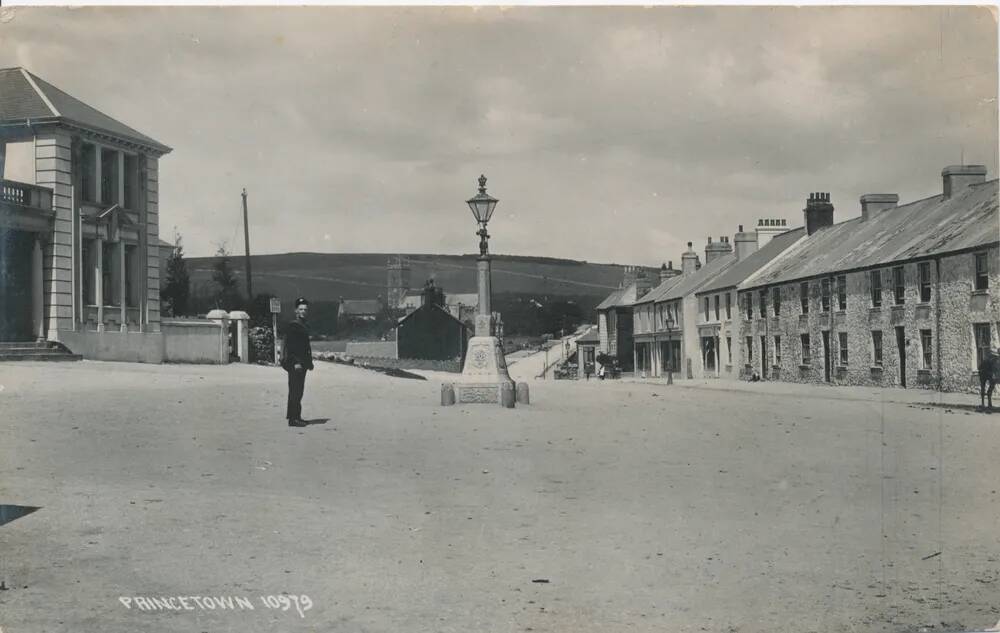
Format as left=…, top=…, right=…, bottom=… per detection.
left=0, top=6, right=995, bottom=269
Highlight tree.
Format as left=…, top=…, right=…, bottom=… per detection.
left=211, top=242, right=242, bottom=310
left=160, top=230, right=190, bottom=317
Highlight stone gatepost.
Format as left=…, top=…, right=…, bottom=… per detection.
left=228, top=311, right=251, bottom=363
left=206, top=309, right=231, bottom=364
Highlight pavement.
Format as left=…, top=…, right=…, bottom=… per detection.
left=1, top=358, right=998, bottom=633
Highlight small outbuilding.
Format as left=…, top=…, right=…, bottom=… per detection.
left=397, top=281, right=471, bottom=361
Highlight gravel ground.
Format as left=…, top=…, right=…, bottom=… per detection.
left=1, top=359, right=998, bottom=633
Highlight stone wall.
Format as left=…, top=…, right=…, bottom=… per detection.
left=344, top=340, right=398, bottom=359
left=738, top=245, right=999, bottom=392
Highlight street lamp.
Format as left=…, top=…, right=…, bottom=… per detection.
left=440, top=174, right=516, bottom=408
left=467, top=174, right=499, bottom=257
left=664, top=307, right=675, bottom=385
left=466, top=174, right=499, bottom=320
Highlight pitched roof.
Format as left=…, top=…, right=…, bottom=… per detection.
left=634, top=254, right=737, bottom=305
left=742, top=180, right=999, bottom=290
left=576, top=327, right=600, bottom=344
left=0, top=68, right=170, bottom=154
left=697, top=227, right=806, bottom=295
left=595, top=286, right=625, bottom=311
left=339, top=299, right=382, bottom=315
left=396, top=303, right=471, bottom=329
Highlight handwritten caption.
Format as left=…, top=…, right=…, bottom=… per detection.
left=118, top=595, right=313, bottom=618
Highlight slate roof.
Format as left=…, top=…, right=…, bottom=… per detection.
left=339, top=299, right=383, bottom=316
left=397, top=303, right=470, bottom=328
left=0, top=67, right=171, bottom=154
left=634, top=254, right=737, bottom=305
left=696, top=227, right=806, bottom=295
left=741, top=180, right=999, bottom=291
left=576, top=327, right=600, bottom=344
left=595, top=285, right=628, bottom=311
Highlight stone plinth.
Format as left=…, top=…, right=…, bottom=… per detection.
left=449, top=333, right=515, bottom=406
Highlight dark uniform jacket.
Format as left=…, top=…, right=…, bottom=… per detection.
left=281, top=320, right=314, bottom=371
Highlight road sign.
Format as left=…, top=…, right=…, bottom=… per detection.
left=269, top=298, right=281, bottom=314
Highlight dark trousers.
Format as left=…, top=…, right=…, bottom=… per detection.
left=286, top=369, right=306, bottom=420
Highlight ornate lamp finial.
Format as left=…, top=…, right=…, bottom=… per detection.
left=478, top=174, right=488, bottom=194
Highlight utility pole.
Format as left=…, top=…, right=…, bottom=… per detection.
left=241, top=188, right=253, bottom=300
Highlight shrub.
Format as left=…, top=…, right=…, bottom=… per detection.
left=249, top=326, right=275, bottom=365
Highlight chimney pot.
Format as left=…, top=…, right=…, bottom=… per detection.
left=803, top=191, right=835, bottom=235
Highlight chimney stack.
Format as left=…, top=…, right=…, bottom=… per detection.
left=635, top=269, right=653, bottom=299
left=734, top=224, right=758, bottom=261
left=660, top=261, right=681, bottom=283
left=803, top=192, right=834, bottom=236
left=755, top=218, right=788, bottom=247
left=681, top=242, right=700, bottom=275
left=621, top=265, right=638, bottom=289
left=705, top=236, right=733, bottom=263
left=859, top=193, right=899, bottom=222
left=942, top=165, right=987, bottom=199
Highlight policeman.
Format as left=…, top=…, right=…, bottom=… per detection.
left=281, top=297, right=314, bottom=427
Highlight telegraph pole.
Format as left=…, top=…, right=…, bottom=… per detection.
left=241, top=188, right=253, bottom=300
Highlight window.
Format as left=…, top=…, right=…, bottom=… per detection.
left=101, top=148, right=119, bottom=205
left=893, top=266, right=905, bottom=305
left=80, top=143, right=97, bottom=203
left=837, top=275, right=847, bottom=310
left=870, top=270, right=882, bottom=308
left=774, top=335, right=781, bottom=365
left=704, top=297, right=710, bottom=321
left=872, top=331, right=883, bottom=366
left=746, top=336, right=753, bottom=363
left=772, top=287, right=781, bottom=316
left=745, top=294, right=752, bottom=320
left=125, top=244, right=139, bottom=307
left=974, top=323, right=992, bottom=366
left=101, top=245, right=116, bottom=306
left=800, top=282, right=809, bottom=314
left=800, top=334, right=811, bottom=365
left=975, top=252, right=989, bottom=291
left=123, top=154, right=138, bottom=209
left=839, top=332, right=848, bottom=365
left=821, top=278, right=831, bottom=312
left=714, top=295, right=720, bottom=321
left=727, top=336, right=732, bottom=364
left=918, top=262, right=931, bottom=303
left=921, top=329, right=932, bottom=369
left=758, top=290, right=766, bottom=319
left=726, top=293, right=732, bottom=319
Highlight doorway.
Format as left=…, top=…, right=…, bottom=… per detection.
left=0, top=229, right=35, bottom=341
left=760, top=335, right=768, bottom=380
left=822, top=331, right=831, bottom=382
left=895, top=326, right=906, bottom=388
left=701, top=336, right=716, bottom=374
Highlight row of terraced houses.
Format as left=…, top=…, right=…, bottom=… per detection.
left=596, top=166, right=999, bottom=392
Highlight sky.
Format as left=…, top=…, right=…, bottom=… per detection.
left=0, top=6, right=996, bottom=265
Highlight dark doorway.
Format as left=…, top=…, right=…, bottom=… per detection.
left=702, top=336, right=716, bottom=374
left=822, top=331, right=832, bottom=382
left=760, top=335, right=768, bottom=380
left=0, top=229, right=35, bottom=341
left=895, top=326, right=906, bottom=388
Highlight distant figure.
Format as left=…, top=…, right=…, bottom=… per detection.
left=598, top=365, right=606, bottom=380
left=979, top=349, right=999, bottom=411
left=281, top=297, right=314, bottom=427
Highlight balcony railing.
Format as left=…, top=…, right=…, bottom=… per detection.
left=0, top=179, right=53, bottom=211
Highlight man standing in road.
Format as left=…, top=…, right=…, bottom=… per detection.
left=281, top=297, right=314, bottom=427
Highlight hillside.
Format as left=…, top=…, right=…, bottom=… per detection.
left=184, top=252, right=652, bottom=305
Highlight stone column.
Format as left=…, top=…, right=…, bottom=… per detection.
left=32, top=235, right=44, bottom=342
left=229, top=311, right=250, bottom=363
left=95, top=237, right=104, bottom=332
left=119, top=239, right=127, bottom=332
left=207, top=309, right=231, bottom=364
left=477, top=255, right=491, bottom=317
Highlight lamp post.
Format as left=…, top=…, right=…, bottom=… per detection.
left=441, top=174, right=516, bottom=407
left=466, top=174, right=499, bottom=324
